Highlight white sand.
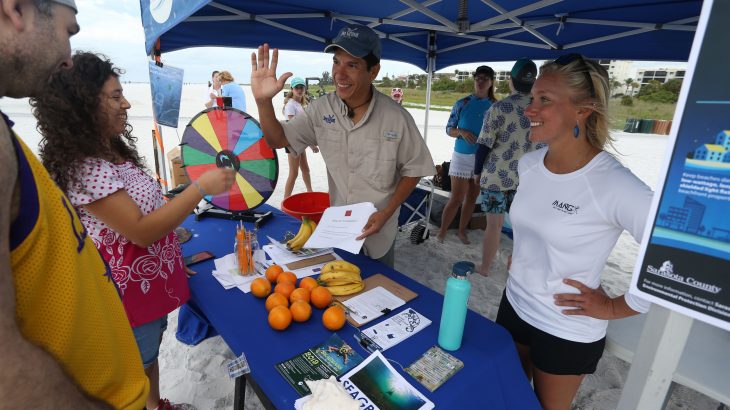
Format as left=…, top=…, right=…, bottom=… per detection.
left=1, top=84, right=720, bottom=409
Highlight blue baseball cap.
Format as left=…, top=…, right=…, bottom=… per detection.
left=511, top=58, right=537, bottom=93
left=51, top=0, right=77, bottom=13
left=290, top=77, right=305, bottom=88
left=324, top=24, right=381, bottom=61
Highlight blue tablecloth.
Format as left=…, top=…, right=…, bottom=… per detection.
left=179, top=204, right=539, bottom=409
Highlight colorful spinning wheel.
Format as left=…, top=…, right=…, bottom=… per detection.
left=181, top=107, right=278, bottom=212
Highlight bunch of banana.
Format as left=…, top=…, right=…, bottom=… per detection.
left=287, top=218, right=317, bottom=251
left=318, top=261, right=364, bottom=296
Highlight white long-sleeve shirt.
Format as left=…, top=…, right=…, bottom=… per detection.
left=506, top=147, right=653, bottom=342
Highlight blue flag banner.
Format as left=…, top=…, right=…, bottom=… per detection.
left=140, top=0, right=208, bottom=55
left=632, top=0, right=730, bottom=331
left=149, top=61, right=184, bottom=128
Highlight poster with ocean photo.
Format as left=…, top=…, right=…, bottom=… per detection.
left=340, top=351, right=434, bottom=410
left=632, top=0, right=730, bottom=331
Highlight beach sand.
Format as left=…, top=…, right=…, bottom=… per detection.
left=1, top=84, right=721, bottom=409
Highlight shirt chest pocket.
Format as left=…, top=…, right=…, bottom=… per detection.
left=360, top=134, right=399, bottom=191
left=316, top=126, right=343, bottom=162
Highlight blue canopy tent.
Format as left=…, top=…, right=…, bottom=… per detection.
left=140, top=0, right=701, bottom=142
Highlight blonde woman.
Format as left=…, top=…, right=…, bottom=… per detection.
left=219, top=70, right=247, bottom=112
left=497, top=54, right=653, bottom=409
left=282, top=77, right=318, bottom=198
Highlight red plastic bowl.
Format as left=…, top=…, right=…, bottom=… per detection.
left=280, top=192, right=330, bottom=223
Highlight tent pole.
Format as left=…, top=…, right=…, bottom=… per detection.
left=423, top=31, right=436, bottom=143
left=616, top=306, right=693, bottom=409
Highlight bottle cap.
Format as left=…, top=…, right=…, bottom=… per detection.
left=452, top=261, right=475, bottom=278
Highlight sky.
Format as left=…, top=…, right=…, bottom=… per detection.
left=72, top=0, right=687, bottom=84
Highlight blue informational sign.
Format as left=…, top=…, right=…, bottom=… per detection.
left=140, top=0, right=208, bottom=55
left=149, top=61, right=184, bottom=128
left=632, top=0, right=730, bottom=331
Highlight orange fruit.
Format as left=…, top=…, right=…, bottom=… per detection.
left=299, top=277, right=318, bottom=291
left=290, top=301, right=312, bottom=322
left=289, top=287, right=311, bottom=304
left=268, top=305, right=292, bottom=330
left=265, top=264, right=284, bottom=282
left=322, top=305, right=346, bottom=330
left=250, top=277, right=271, bottom=298
left=265, top=293, right=289, bottom=311
left=274, top=281, right=295, bottom=299
left=277, top=271, right=297, bottom=285
left=310, top=286, right=333, bottom=309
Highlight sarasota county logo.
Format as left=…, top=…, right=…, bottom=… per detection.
left=552, top=200, right=579, bottom=215
left=323, top=114, right=335, bottom=124
left=646, top=259, right=722, bottom=294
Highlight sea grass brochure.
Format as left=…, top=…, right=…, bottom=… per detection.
left=276, top=333, right=363, bottom=396
left=340, top=350, right=434, bottom=410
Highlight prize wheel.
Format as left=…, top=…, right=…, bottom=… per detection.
left=181, top=107, right=278, bottom=212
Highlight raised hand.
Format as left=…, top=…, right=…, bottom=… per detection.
left=250, top=43, right=292, bottom=101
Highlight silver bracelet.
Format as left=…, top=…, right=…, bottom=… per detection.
left=193, top=180, right=208, bottom=197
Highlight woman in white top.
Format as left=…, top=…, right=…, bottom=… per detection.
left=204, top=70, right=220, bottom=108
left=497, top=54, right=653, bottom=410
left=282, top=77, right=319, bottom=198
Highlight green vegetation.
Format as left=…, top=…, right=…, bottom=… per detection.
left=316, top=78, right=678, bottom=130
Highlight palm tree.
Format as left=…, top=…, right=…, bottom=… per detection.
left=630, top=82, right=640, bottom=95
left=624, top=78, right=634, bottom=94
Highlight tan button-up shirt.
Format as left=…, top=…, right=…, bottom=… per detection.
left=281, top=87, right=435, bottom=258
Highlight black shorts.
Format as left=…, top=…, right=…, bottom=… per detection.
left=496, top=292, right=605, bottom=375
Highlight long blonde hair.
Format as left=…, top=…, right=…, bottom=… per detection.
left=539, top=56, right=611, bottom=150
left=282, top=87, right=308, bottom=116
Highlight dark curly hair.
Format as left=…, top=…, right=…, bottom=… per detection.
left=31, top=51, right=144, bottom=194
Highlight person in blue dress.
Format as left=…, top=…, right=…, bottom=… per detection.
left=437, top=66, right=497, bottom=244
left=219, top=70, right=247, bottom=112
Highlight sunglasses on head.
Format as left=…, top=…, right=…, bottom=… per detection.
left=554, top=53, right=596, bottom=98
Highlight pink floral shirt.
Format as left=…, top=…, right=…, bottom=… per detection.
left=68, top=159, right=189, bottom=327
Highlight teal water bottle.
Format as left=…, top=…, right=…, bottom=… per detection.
left=438, top=261, right=474, bottom=351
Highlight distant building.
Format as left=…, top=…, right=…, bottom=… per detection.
left=636, top=67, right=685, bottom=87
left=452, top=70, right=471, bottom=81
left=597, top=59, right=633, bottom=85
left=495, top=70, right=510, bottom=82
left=664, top=206, right=690, bottom=230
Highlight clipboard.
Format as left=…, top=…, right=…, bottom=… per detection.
left=334, top=274, right=418, bottom=327
left=284, top=253, right=336, bottom=271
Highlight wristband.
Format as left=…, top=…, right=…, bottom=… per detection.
left=193, top=180, right=208, bottom=197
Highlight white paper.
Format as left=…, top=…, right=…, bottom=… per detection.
left=342, top=286, right=405, bottom=324
left=211, top=253, right=264, bottom=293
left=262, top=244, right=341, bottom=279
left=339, top=351, right=434, bottom=410
left=360, top=308, right=432, bottom=351
left=303, top=202, right=377, bottom=254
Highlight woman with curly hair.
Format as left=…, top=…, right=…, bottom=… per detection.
left=32, top=52, right=235, bottom=410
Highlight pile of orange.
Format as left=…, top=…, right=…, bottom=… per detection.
left=256, top=264, right=341, bottom=331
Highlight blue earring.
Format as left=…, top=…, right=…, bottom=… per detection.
left=573, top=121, right=580, bottom=138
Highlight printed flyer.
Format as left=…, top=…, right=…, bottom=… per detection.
left=631, top=0, right=730, bottom=331
left=276, top=333, right=363, bottom=396
left=340, top=350, right=434, bottom=410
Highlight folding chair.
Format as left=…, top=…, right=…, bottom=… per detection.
left=398, top=178, right=435, bottom=244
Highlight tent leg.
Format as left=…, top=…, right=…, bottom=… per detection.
left=423, top=31, right=436, bottom=143
left=617, top=305, right=693, bottom=410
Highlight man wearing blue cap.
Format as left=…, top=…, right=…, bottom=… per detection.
left=473, top=58, right=542, bottom=276
left=1, top=0, right=149, bottom=407
left=251, top=24, right=434, bottom=267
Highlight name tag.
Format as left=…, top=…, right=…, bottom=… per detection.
left=384, top=130, right=400, bottom=140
